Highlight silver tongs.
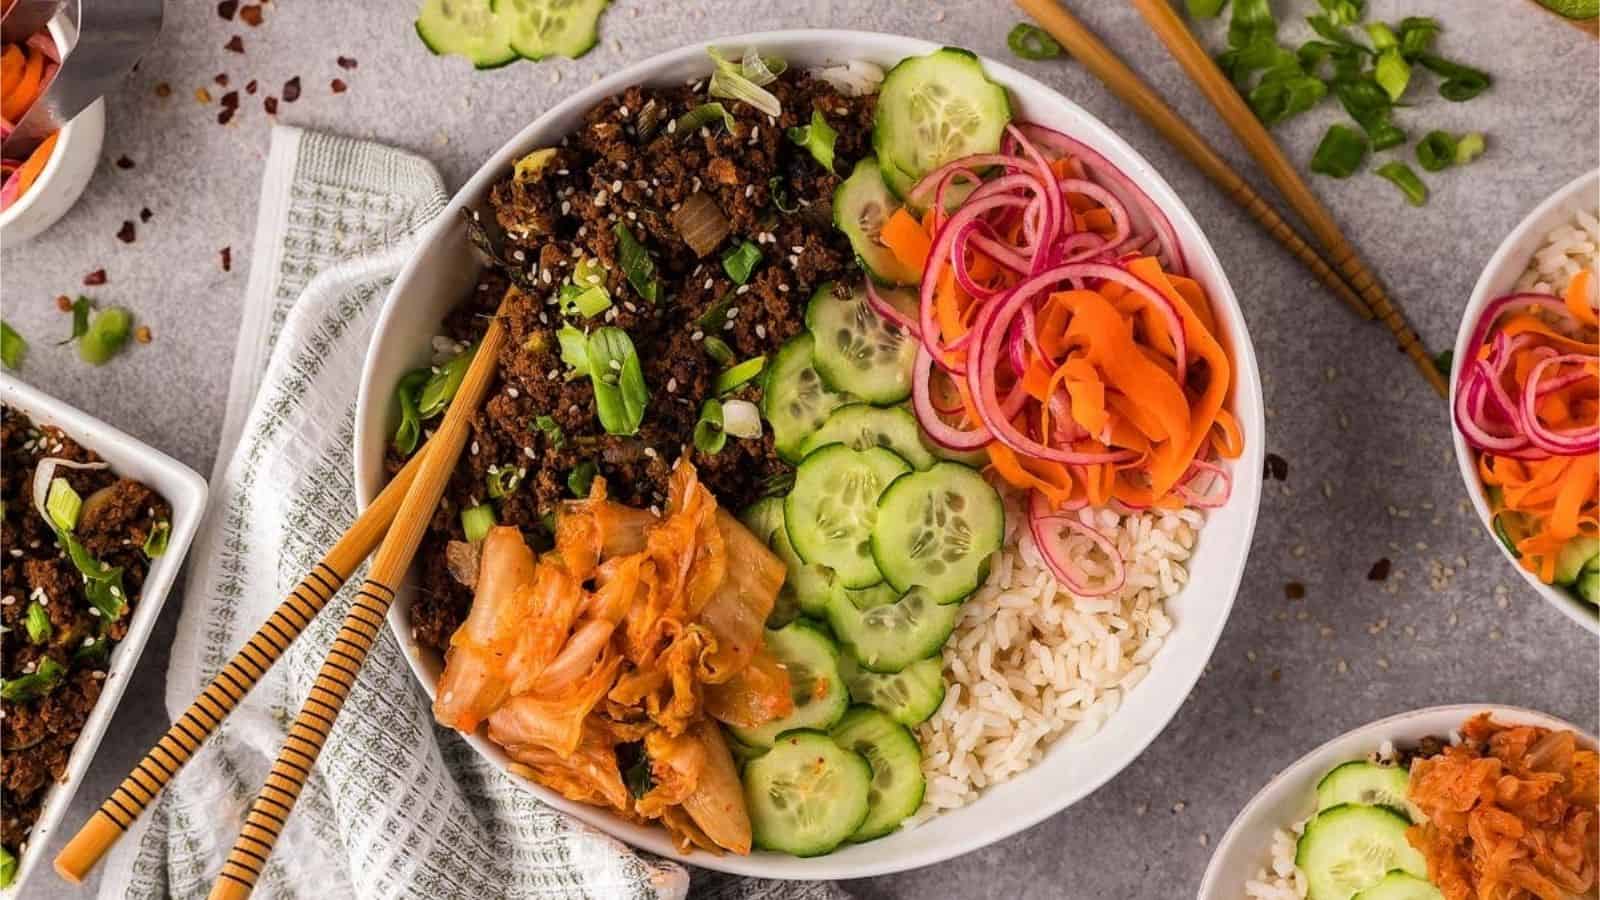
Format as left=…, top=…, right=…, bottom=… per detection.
left=2, top=0, right=162, bottom=159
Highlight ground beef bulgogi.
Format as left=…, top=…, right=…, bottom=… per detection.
left=0, top=406, right=171, bottom=862
left=389, top=70, right=875, bottom=654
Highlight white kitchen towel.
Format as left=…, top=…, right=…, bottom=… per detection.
left=99, top=125, right=847, bottom=900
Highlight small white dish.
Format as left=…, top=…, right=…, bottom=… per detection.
left=0, top=374, right=206, bottom=897
left=1199, top=704, right=1598, bottom=900
left=0, top=15, right=107, bottom=246
left=353, top=30, right=1265, bottom=879
left=1448, top=168, right=1600, bottom=634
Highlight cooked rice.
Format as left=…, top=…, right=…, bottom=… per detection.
left=1244, top=822, right=1309, bottom=900
left=909, top=487, right=1201, bottom=822
left=1513, top=207, right=1600, bottom=295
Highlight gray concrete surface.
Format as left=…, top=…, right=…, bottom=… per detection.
left=3, top=1, right=1596, bottom=898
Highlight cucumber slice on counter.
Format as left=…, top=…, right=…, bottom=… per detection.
left=833, top=158, right=922, bottom=285
left=496, top=0, right=608, bottom=60
left=840, top=653, right=946, bottom=726
left=763, top=334, right=853, bottom=463
left=1315, top=761, right=1413, bottom=820
left=416, top=0, right=519, bottom=69
left=871, top=462, right=1004, bottom=604
left=1296, top=804, right=1428, bottom=900
left=829, top=706, right=925, bottom=842
left=744, top=730, right=872, bottom=857
left=872, top=48, right=1013, bottom=201
left=729, top=620, right=850, bottom=748
left=785, top=444, right=910, bottom=589
left=825, top=584, right=962, bottom=674
left=1351, top=871, right=1444, bottom=900
left=800, top=404, right=937, bottom=471
left=805, top=282, right=919, bottom=405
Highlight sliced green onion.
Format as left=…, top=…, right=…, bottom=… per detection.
left=0, top=843, right=15, bottom=887
left=1432, top=349, right=1454, bottom=377
left=715, top=355, right=767, bottom=394
left=693, top=399, right=727, bottom=454
left=721, top=241, right=763, bottom=285
left=1310, top=124, right=1368, bottom=177
left=613, top=223, right=660, bottom=304
left=697, top=293, right=737, bottom=331
left=707, top=47, right=781, bottom=118
left=573, top=255, right=606, bottom=289
left=79, top=306, right=132, bottom=365
left=1316, top=0, right=1365, bottom=27
left=1397, top=16, right=1439, bottom=59
left=418, top=345, right=475, bottom=418
left=785, top=108, right=838, bottom=174
left=674, top=102, right=734, bottom=136
left=1184, top=0, right=1228, bottom=17
left=586, top=327, right=649, bottom=436
left=1306, top=14, right=1369, bottom=51
left=1247, top=65, right=1327, bottom=125
left=513, top=147, right=557, bottom=182
left=1365, top=22, right=1397, bottom=50
left=53, top=526, right=126, bottom=621
left=1374, top=48, right=1410, bottom=101
left=702, top=335, right=735, bottom=366
left=1418, top=53, right=1491, bottom=101
left=560, top=284, right=612, bottom=318
left=75, top=630, right=109, bottom=664
left=1415, top=130, right=1458, bottom=172
left=1, top=320, right=26, bottom=370
left=1007, top=23, right=1063, bottom=60
left=534, top=414, right=566, bottom=448
left=143, top=519, right=171, bottom=559
left=1454, top=132, right=1486, bottom=165
left=24, top=601, right=51, bottom=644
left=461, top=504, right=496, bottom=543
left=1375, top=161, right=1428, bottom=206
left=557, top=324, right=590, bottom=373
left=486, top=464, right=525, bottom=499
left=567, top=461, right=598, bottom=498
left=768, top=176, right=796, bottom=214
left=46, top=477, right=82, bottom=532
left=1, top=656, right=65, bottom=701
left=721, top=398, right=762, bottom=439
left=392, top=368, right=430, bottom=455
left=59, top=295, right=90, bottom=346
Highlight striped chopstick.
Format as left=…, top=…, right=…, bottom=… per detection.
left=1123, top=0, right=1447, bottom=396
left=1012, top=0, right=1376, bottom=324
left=52, top=447, right=428, bottom=883
left=204, top=291, right=513, bottom=900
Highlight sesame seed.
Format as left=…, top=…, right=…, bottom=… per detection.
left=755, top=325, right=767, bottom=339
left=611, top=179, right=623, bottom=193
left=791, top=245, right=805, bottom=254
left=736, top=284, right=749, bottom=295
left=470, top=441, right=480, bottom=455
left=745, top=185, right=754, bottom=198
left=778, top=284, right=790, bottom=292
left=667, top=377, right=678, bottom=392
left=644, top=447, right=658, bottom=459
left=704, top=278, right=714, bottom=290
left=618, top=105, right=630, bottom=117
left=691, top=330, right=704, bottom=341
left=524, top=446, right=537, bottom=459
left=666, top=119, right=677, bottom=134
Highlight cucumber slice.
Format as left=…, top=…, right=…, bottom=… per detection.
left=415, top=0, right=519, bottom=69
left=833, top=158, right=922, bottom=285
left=801, top=404, right=936, bottom=471
left=1315, top=761, right=1413, bottom=820
left=1351, top=871, right=1444, bottom=900
left=1553, top=535, right=1599, bottom=585
left=829, top=706, right=925, bottom=842
left=729, top=620, right=850, bottom=748
left=1577, top=568, right=1599, bottom=606
left=741, top=499, right=799, bottom=627
left=826, top=584, right=962, bottom=674
left=871, top=462, right=1004, bottom=604
left=496, top=0, right=607, bottom=61
left=744, top=730, right=872, bottom=857
left=1296, top=804, right=1428, bottom=900
left=805, top=282, right=919, bottom=405
left=785, top=444, right=910, bottom=589
left=872, top=48, right=1013, bottom=201
left=840, top=653, right=946, bottom=726
left=763, top=334, right=852, bottom=463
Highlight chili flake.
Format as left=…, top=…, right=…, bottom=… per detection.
left=282, top=77, right=301, bottom=102
left=195, top=87, right=212, bottom=103
left=1367, top=558, right=1392, bottom=581
left=217, top=107, right=235, bottom=125
left=154, top=82, right=172, bottom=98
left=221, top=91, right=240, bottom=109
left=220, top=247, right=233, bottom=272
left=217, top=0, right=237, bottom=19
left=1284, top=582, right=1306, bottom=600
left=245, top=79, right=258, bottom=94
left=239, top=4, right=263, bottom=25
left=224, top=36, right=244, bottom=53
left=1263, top=452, right=1288, bottom=481
left=215, top=73, right=229, bottom=87
left=337, top=56, right=357, bottom=69
left=55, top=295, right=71, bottom=312
left=139, top=207, right=153, bottom=223
left=134, top=325, right=153, bottom=344
left=116, top=221, right=136, bottom=243
left=84, top=270, right=107, bottom=286
left=330, top=78, right=347, bottom=94
left=264, top=96, right=278, bottom=115
left=115, top=155, right=134, bottom=169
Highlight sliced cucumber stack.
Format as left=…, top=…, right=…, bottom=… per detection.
left=1351, top=872, right=1444, bottom=900
left=834, top=158, right=922, bottom=285
left=829, top=707, right=925, bottom=842
left=496, top=0, right=608, bottom=61
left=872, top=463, right=1005, bottom=604
left=764, top=334, right=853, bottom=462
left=840, top=652, right=946, bottom=726
left=806, top=282, right=919, bottom=405
left=745, top=730, right=872, bottom=857
left=1315, top=761, right=1413, bottom=820
left=730, top=620, right=850, bottom=748
left=799, top=403, right=937, bottom=470
left=872, top=48, right=1012, bottom=201
left=416, top=0, right=519, bottom=69
left=785, top=444, right=910, bottom=589
left=826, top=585, right=962, bottom=674
left=1296, top=804, right=1429, bottom=900
left=741, top=498, right=834, bottom=623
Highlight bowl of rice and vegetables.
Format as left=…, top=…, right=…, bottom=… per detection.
left=354, top=29, right=1263, bottom=877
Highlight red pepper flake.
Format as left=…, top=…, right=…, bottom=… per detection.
left=84, top=269, right=108, bottom=286
left=217, top=0, right=237, bottom=19
left=115, top=155, right=135, bottom=169
left=264, top=96, right=278, bottom=115
left=116, top=221, right=136, bottom=243
left=1263, top=452, right=1288, bottom=481
left=282, top=77, right=301, bottom=102
left=195, top=87, right=212, bottom=104
left=1367, top=558, right=1392, bottom=581
left=134, top=325, right=153, bottom=344
left=239, top=4, right=263, bottom=25
left=55, top=295, right=72, bottom=312
left=224, top=35, right=244, bottom=53
left=1284, top=581, right=1306, bottom=600
left=245, top=79, right=258, bottom=94
left=154, top=81, right=172, bottom=98
left=1270, top=668, right=1281, bottom=682
left=221, top=90, right=240, bottom=109
left=330, top=78, right=347, bottom=94
left=219, top=247, right=233, bottom=272
left=139, top=207, right=153, bottom=223
left=218, top=107, right=235, bottom=125
left=215, top=73, right=230, bottom=87
left=336, top=56, right=357, bottom=69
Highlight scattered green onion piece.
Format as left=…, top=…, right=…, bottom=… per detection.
left=418, top=345, right=475, bottom=418
left=1373, top=48, right=1410, bottom=101
left=614, top=223, right=660, bottom=304
left=560, top=284, right=612, bottom=318
left=768, top=176, right=796, bottom=214
left=1307, top=14, right=1370, bottom=51
left=1418, top=53, right=1491, bottom=101
left=1310, top=124, right=1368, bottom=178
left=1432, top=349, right=1454, bottom=377
left=557, top=324, right=590, bottom=374
left=702, top=335, right=736, bottom=366
left=46, top=477, right=82, bottom=532
left=59, top=295, right=90, bottom=346
left=24, top=601, right=51, bottom=644
left=1185, top=0, right=1228, bottom=17
left=143, top=519, right=171, bottom=559
left=0, top=320, right=26, bottom=370
left=534, top=414, right=566, bottom=448
left=1248, top=65, right=1326, bottom=125
left=567, top=461, right=598, bottom=498
left=0, top=844, right=15, bottom=887
left=786, top=109, right=839, bottom=174
left=1415, top=131, right=1459, bottom=172
left=391, top=368, right=430, bottom=455
left=1, top=656, right=65, bottom=701
left=461, top=504, right=496, bottom=543
left=1397, top=17, right=1439, bottom=59
left=715, top=355, right=767, bottom=394
left=1228, top=0, right=1277, bottom=48
left=1007, top=23, right=1063, bottom=60
left=74, top=630, right=109, bottom=664
left=707, top=47, right=781, bottom=118
left=586, top=327, right=649, bottom=436
left=1454, top=132, right=1486, bottom=165
left=674, top=102, right=734, bottom=136
left=1315, top=0, right=1365, bottom=27
left=486, top=464, right=525, bottom=500
left=1375, top=161, right=1428, bottom=206
left=693, top=399, right=727, bottom=454
left=721, top=241, right=763, bottom=285
left=697, top=293, right=737, bottom=331
left=79, top=306, right=132, bottom=365
left=573, top=255, right=606, bottom=289
left=52, top=526, right=126, bottom=621
left=1365, top=22, right=1397, bottom=50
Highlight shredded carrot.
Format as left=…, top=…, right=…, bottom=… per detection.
left=1, top=40, right=44, bottom=121
left=881, top=207, right=932, bottom=272
left=8, top=131, right=56, bottom=199
left=1566, top=269, right=1597, bottom=327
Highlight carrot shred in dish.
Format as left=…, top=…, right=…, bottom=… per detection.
left=1406, top=713, right=1599, bottom=900
left=1, top=31, right=62, bottom=209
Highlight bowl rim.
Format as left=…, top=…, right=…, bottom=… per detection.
left=1447, top=167, right=1600, bottom=635
left=354, top=28, right=1265, bottom=878
left=1197, top=703, right=1598, bottom=900
left=0, top=14, right=100, bottom=229
left=0, top=373, right=208, bottom=897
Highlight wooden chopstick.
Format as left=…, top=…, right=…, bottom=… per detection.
left=1012, top=0, right=1375, bottom=324
left=52, top=445, right=429, bottom=883
left=1123, top=0, right=1447, bottom=396
left=205, top=290, right=513, bottom=900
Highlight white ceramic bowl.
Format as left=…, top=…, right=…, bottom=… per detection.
left=353, top=30, right=1265, bottom=879
left=1448, top=169, right=1600, bottom=635
left=0, top=374, right=206, bottom=897
left=1199, top=704, right=1597, bottom=900
left=0, top=15, right=107, bottom=246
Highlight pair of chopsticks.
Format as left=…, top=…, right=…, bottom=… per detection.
left=1013, top=0, right=1448, bottom=396
left=54, top=291, right=515, bottom=898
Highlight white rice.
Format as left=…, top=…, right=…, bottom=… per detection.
left=909, top=487, right=1201, bottom=821
left=1513, top=207, right=1600, bottom=295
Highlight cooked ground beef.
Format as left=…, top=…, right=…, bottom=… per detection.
left=0, top=406, right=170, bottom=861
left=388, top=70, right=874, bottom=654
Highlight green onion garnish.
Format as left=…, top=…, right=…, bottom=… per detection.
left=1, top=320, right=26, bottom=370
left=1415, top=131, right=1458, bottom=172
left=1454, top=132, right=1486, bottom=165
left=391, top=368, right=430, bottom=456
left=721, top=240, right=764, bottom=285
left=567, top=461, right=598, bottom=499
left=674, top=102, right=734, bottom=136
left=0, top=843, right=16, bottom=888
left=1248, top=67, right=1327, bottom=126
left=1373, top=48, right=1410, bottom=101
left=1375, top=161, right=1428, bottom=206
left=557, top=324, right=590, bottom=374
left=702, top=335, right=736, bottom=366
left=534, top=414, right=565, bottom=448
left=613, top=223, right=660, bottom=304
left=1184, top=0, right=1228, bottom=18
left=1, top=656, right=65, bottom=701
left=1397, top=17, right=1439, bottom=59
left=486, top=464, right=525, bottom=499
left=1418, top=53, right=1491, bottom=101
left=46, top=477, right=82, bottom=532
left=79, top=306, right=133, bottom=365
left=1310, top=124, right=1369, bottom=178
left=513, top=148, right=557, bottom=183
left=59, top=295, right=90, bottom=346
left=707, top=47, right=782, bottom=118
left=715, top=355, right=767, bottom=395
left=785, top=108, right=838, bottom=174
left=74, top=629, right=109, bottom=664
left=1006, top=23, right=1063, bottom=60
left=697, top=293, right=736, bottom=331
left=1365, top=22, right=1397, bottom=51
left=418, top=345, right=476, bottom=418
left=693, top=399, right=726, bottom=454
left=769, top=176, right=796, bottom=214
left=1315, top=0, right=1364, bottom=27
left=24, top=601, right=51, bottom=644
left=560, top=284, right=612, bottom=318
left=143, top=519, right=171, bottom=559
left=461, top=504, right=496, bottom=543
left=1432, top=349, right=1454, bottom=377
left=586, top=327, right=649, bottom=436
